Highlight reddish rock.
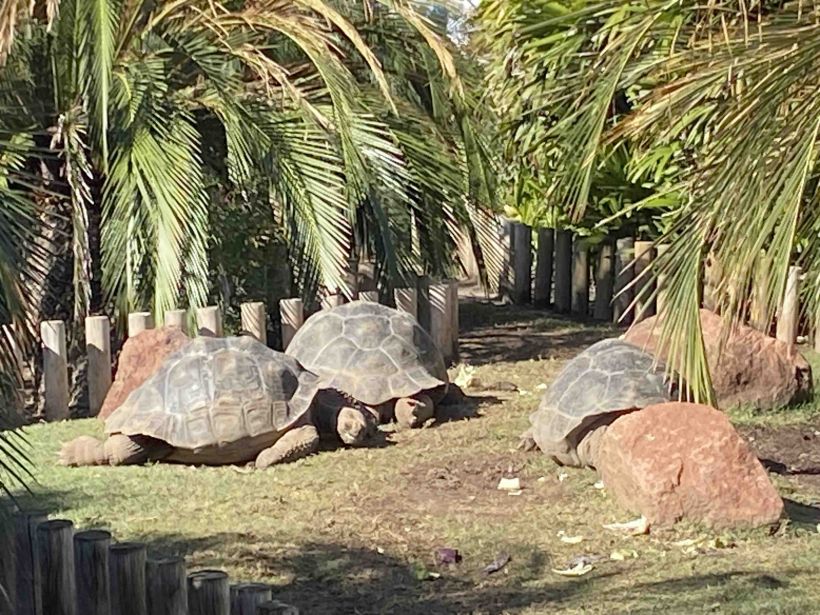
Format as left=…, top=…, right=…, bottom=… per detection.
left=99, top=327, right=190, bottom=420
left=598, top=402, right=784, bottom=529
left=624, top=309, right=812, bottom=410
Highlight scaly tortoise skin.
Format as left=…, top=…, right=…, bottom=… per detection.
left=286, top=300, right=449, bottom=427
left=59, top=336, right=374, bottom=468
left=523, top=338, right=674, bottom=468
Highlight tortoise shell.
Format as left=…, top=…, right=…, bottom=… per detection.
left=104, top=336, right=319, bottom=449
left=529, top=338, right=673, bottom=462
left=285, top=300, right=448, bottom=406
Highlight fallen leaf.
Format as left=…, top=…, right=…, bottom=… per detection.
left=593, top=480, right=605, bottom=490
left=558, top=472, right=569, bottom=483
left=536, top=383, right=548, bottom=390
left=497, top=477, right=521, bottom=491
left=552, top=562, right=593, bottom=577
left=482, top=552, right=511, bottom=575
left=610, top=549, right=638, bottom=561
left=560, top=535, right=584, bottom=544
left=603, top=516, right=650, bottom=535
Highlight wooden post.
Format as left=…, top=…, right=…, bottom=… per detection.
left=655, top=243, right=670, bottom=314
left=14, top=511, right=46, bottom=615
left=0, top=510, right=15, bottom=615
left=776, top=265, right=801, bottom=347
left=571, top=239, right=589, bottom=316
left=241, top=302, right=267, bottom=344
left=321, top=294, right=344, bottom=310
left=633, top=240, right=655, bottom=323
left=511, top=222, right=532, bottom=304
left=447, top=280, right=459, bottom=362
left=750, top=265, right=770, bottom=332
left=164, top=309, right=188, bottom=333
left=593, top=240, right=615, bottom=321
left=74, top=530, right=111, bottom=615
left=358, top=291, right=379, bottom=303
left=553, top=230, right=572, bottom=313
left=534, top=228, right=554, bottom=307
left=394, top=288, right=418, bottom=321
left=279, top=299, right=304, bottom=350
left=37, top=520, right=76, bottom=615
left=429, top=283, right=452, bottom=362
left=257, top=602, right=300, bottom=615
left=109, top=543, right=147, bottom=615
left=146, top=557, right=188, bottom=615
left=814, top=310, right=820, bottom=354
left=188, top=570, right=230, bottom=615
left=85, top=316, right=112, bottom=417
left=613, top=238, right=634, bottom=325
left=127, top=312, right=154, bottom=337
left=230, top=583, right=272, bottom=615
left=196, top=306, right=223, bottom=337
left=416, top=276, right=432, bottom=332
left=41, top=320, right=69, bottom=422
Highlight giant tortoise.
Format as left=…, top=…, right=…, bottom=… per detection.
left=520, top=338, right=676, bottom=468
left=286, top=300, right=449, bottom=428
left=59, top=336, right=375, bottom=468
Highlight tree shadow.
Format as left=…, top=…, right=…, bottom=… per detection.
left=782, top=498, right=820, bottom=527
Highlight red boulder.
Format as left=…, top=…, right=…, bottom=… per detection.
left=99, top=327, right=190, bottom=420
left=598, top=402, right=783, bottom=529
left=624, top=309, right=812, bottom=410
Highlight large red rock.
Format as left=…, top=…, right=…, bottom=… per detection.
left=598, top=402, right=784, bottom=529
left=624, top=309, right=812, bottom=410
left=98, top=327, right=190, bottom=420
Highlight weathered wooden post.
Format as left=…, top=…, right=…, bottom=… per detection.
left=633, top=240, right=655, bottom=323
left=593, top=240, right=615, bottom=321
left=279, top=299, right=304, bottom=350
left=14, top=510, right=46, bottom=615
left=534, top=228, right=554, bottom=307
left=230, top=583, right=272, bottom=615
left=394, top=288, right=418, bottom=320
left=85, top=316, right=112, bottom=417
left=358, top=291, right=379, bottom=303
left=188, top=570, right=230, bottom=615
left=196, top=306, right=223, bottom=337
left=0, top=510, right=15, bottom=615
left=613, top=238, right=635, bottom=325
left=37, top=520, right=76, bottom=615
left=241, top=302, right=267, bottom=344
left=321, top=294, right=344, bottom=310
left=750, top=266, right=770, bottom=332
left=571, top=239, right=589, bottom=316
left=41, top=320, right=69, bottom=422
left=257, top=602, right=300, bottom=615
left=776, top=265, right=801, bottom=348
left=429, top=283, right=452, bottom=363
left=511, top=222, right=532, bottom=304
left=554, top=230, right=573, bottom=313
left=127, top=312, right=154, bottom=337
left=74, top=530, right=111, bottom=615
left=146, top=557, right=188, bottom=615
left=109, top=543, right=147, bottom=615
left=655, top=243, right=670, bottom=314
left=447, top=280, right=459, bottom=361
left=416, top=275, right=432, bottom=332
left=164, top=309, right=188, bottom=332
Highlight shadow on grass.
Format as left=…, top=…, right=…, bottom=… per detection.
left=783, top=498, right=820, bottom=527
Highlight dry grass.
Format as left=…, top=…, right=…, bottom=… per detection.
left=11, top=301, right=820, bottom=614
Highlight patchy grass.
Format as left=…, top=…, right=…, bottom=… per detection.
left=11, top=300, right=820, bottom=614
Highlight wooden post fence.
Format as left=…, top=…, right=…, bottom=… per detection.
left=164, top=310, right=188, bottom=333
left=534, top=228, right=554, bottom=308
left=776, top=265, right=801, bottom=348
left=429, top=283, right=453, bottom=364
left=613, top=237, right=634, bottom=326
left=196, top=307, right=223, bottom=338
left=240, top=302, right=267, bottom=344
left=511, top=222, right=532, bottom=305
left=230, top=584, right=272, bottom=615
left=74, top=530, right=111, bottom=615
left=553, top=230, right=572, bottom=313
left=279, top=299, right=304, bottom=350
left=633, top=240, right=655, bottom=323
left=146, top=558, right=187, bottom=615
left=358, top=291, right=379, bottom=303
left=41, top=320, right=69, bottom=422
left=127, top=313, right=154, bottom=337
left=188, top=571, right=230, bottom=615
left=394, top=288, right=418, bottom=320
left=85, top=316, right=112, bottom=417
left=571, top=240, right=589, bottom=317
left=593, top=240, right=615, bottom=321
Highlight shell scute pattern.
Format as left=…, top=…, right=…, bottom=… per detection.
left=531, top=338, right=672, bottom=457
left=105, top=336, right=315, bottom=450
left=286, top=300, right=448, bottom=406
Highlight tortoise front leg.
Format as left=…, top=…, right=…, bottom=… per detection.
left=394, top=394, right=435, bottom=429
left=59, top=434, right=170, bottom=467
left=255, top=425, right=319, bottom=469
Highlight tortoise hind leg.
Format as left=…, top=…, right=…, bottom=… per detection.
left=59, top=434, right=170, bottom=467
left=255, top=425, right=319, bottom=469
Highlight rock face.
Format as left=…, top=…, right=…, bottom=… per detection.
left=598, top=402, right=784, bottom=529
left=624, top=309, right=812, bottom=410
left=98, top=327, right=190, bottom=420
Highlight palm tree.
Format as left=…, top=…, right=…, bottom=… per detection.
left=476, top=0, right=820, bottom=403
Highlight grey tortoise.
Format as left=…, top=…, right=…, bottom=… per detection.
left=59, top=336, right=375, bottom=468
left=520, top=338, right=675, bottom=469
left=285, top=300, right=449, bottom=429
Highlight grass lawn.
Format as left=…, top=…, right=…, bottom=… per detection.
left=11, top=301, right=820, bottom=614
